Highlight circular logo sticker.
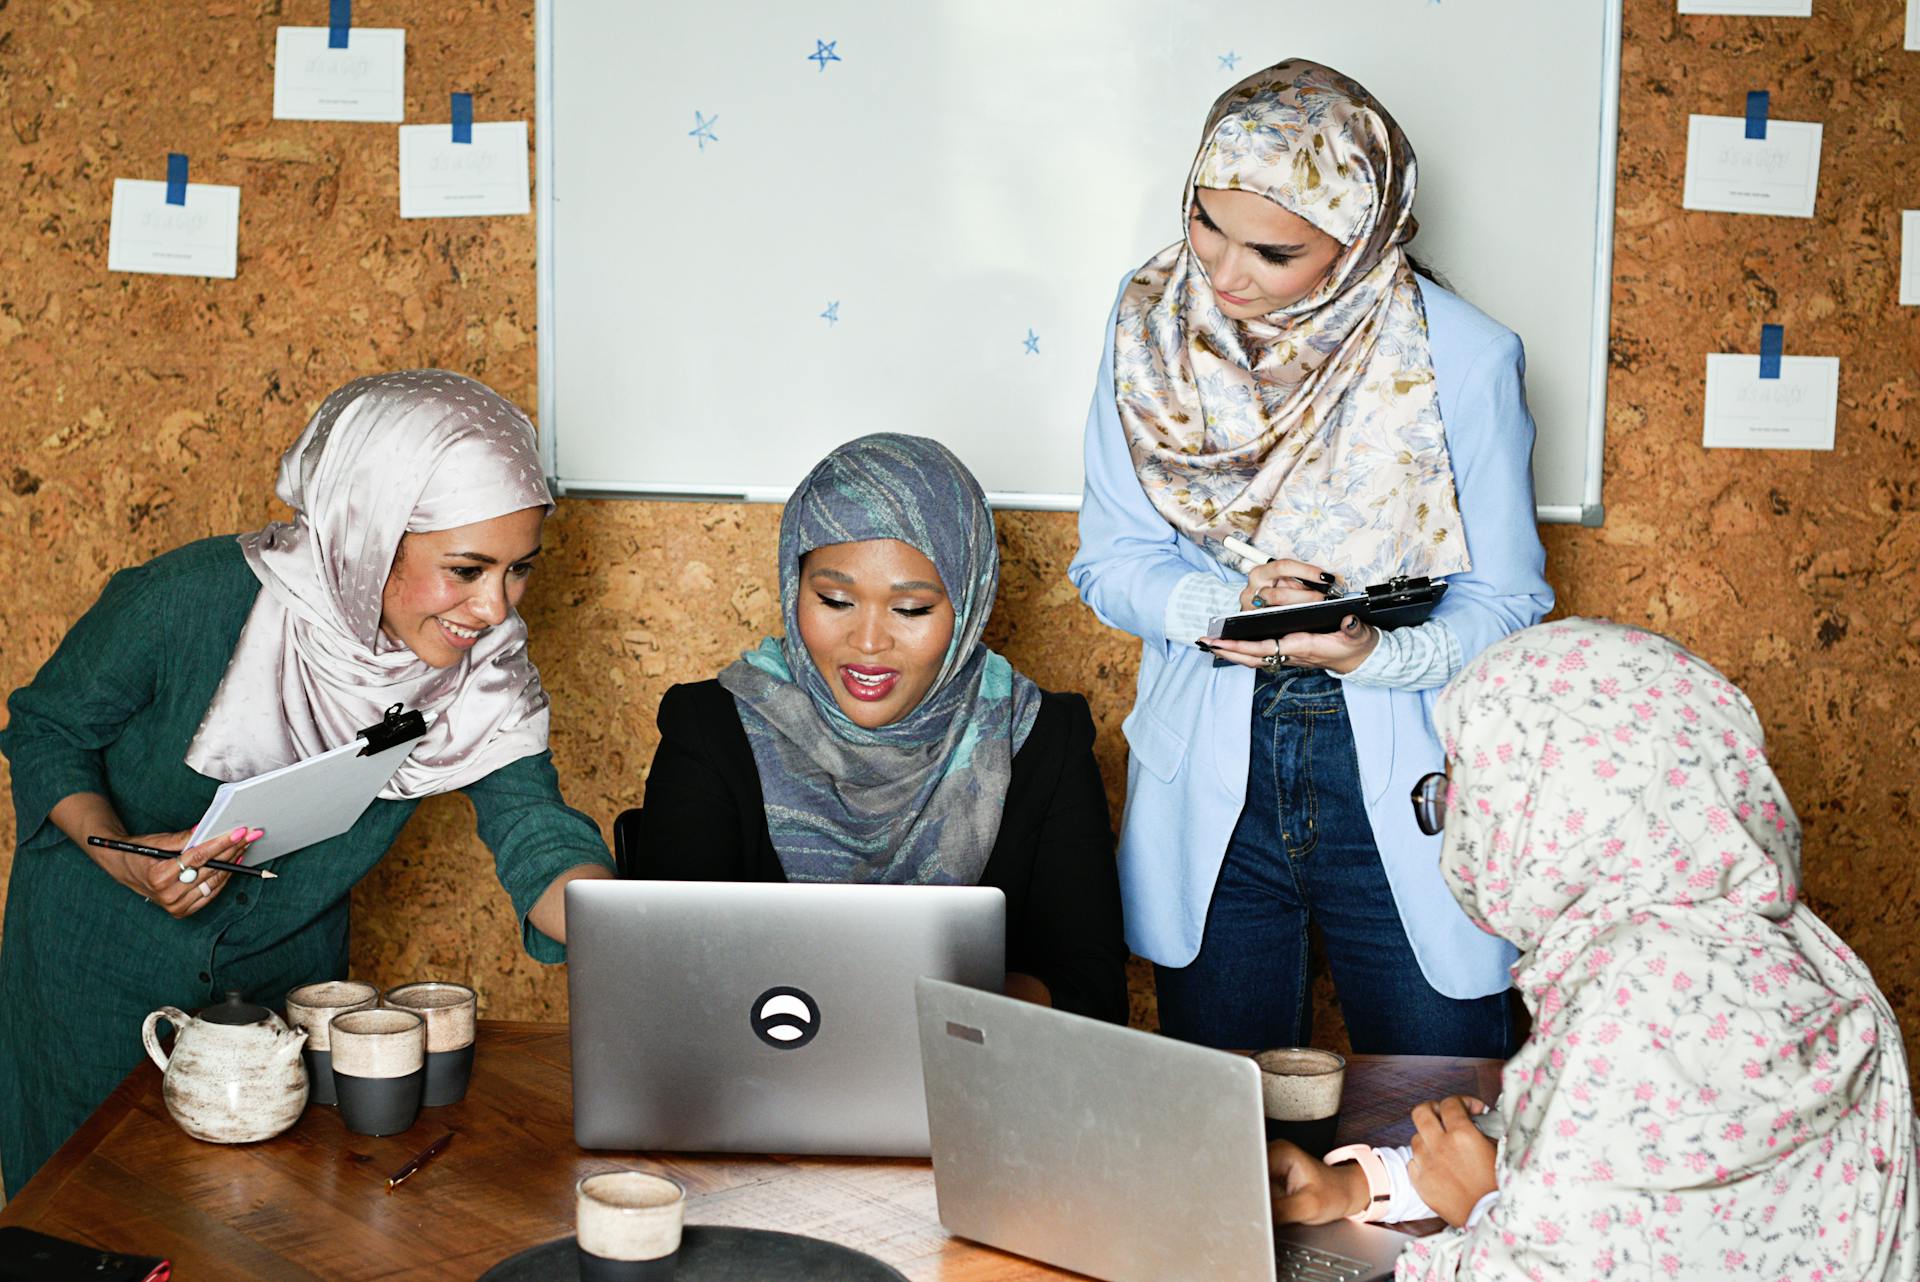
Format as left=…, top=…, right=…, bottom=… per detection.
left=750, top=986, right=821, bottom=1050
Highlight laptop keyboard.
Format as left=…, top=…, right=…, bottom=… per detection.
left=1275, top=1240, right=1375, bottom=1280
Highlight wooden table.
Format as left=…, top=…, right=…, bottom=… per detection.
left=0, top=1022, right=1502, bottom=1280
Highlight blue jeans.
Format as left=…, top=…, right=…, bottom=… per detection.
left=1154, top=668, right=1514, bottom=1057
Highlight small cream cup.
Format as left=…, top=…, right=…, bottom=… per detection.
left=1255, top=1047, right=1345, bottom=1152
left=576, top=1170, right=685, bottom=1279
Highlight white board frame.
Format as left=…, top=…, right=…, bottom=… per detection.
left=536, top=2, right=1619, bottom=526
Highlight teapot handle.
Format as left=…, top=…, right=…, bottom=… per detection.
left=142, top=1006, right=190, bottom=1074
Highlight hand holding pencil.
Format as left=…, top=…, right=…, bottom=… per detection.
left=1204, top=536, right=1378, bottom=676
left=1220, top=538, right=1341, bottom=613
left=89, top=827, right=270, bottom=919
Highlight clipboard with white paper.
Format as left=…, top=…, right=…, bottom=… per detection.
left=186, top=707, right=428, bottom=863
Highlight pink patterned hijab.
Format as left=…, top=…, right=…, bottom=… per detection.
left=1402, top=619, right=1916, bottom=1280
left=185, top=370, right=555, bottom=799
left=1113, top=59, right=1468, bottom=583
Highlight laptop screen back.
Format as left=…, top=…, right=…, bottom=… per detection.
left=568, top=880, right=1004, bottom=1156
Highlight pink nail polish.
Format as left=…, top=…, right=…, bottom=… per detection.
left=248, top=828, right=266, bottom=842
left=229, top=826, right=248, bottom=841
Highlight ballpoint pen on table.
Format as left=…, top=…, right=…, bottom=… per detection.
left=388, top=1131, right=455, bottom=1192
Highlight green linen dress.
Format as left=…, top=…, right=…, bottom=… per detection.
left=0, top=537, right=612, bottom=1198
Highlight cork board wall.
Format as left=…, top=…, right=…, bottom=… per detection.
left=1, top=3, right=1915, bottom=1070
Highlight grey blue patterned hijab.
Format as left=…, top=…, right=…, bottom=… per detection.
left=718, top=434, right=1042, bottom=884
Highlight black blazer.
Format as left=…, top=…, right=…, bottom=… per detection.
left=619, top=680, right=1128, bottom=1023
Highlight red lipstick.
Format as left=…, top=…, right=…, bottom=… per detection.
left=839, top=663, right=900, bottom=702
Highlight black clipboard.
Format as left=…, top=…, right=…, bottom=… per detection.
left=359, top=703, right=428, bottom=755
left=1206, top=578, right=1449, bottom=643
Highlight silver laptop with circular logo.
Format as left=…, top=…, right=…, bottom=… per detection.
left=567, top=879, right=1005, bottom=1156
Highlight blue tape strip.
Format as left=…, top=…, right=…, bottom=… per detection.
left=1759, top=324, right=1783, bottom=379
left=329, top=0, right=350, bottom=48
left=1745, top=90, right=1769, bottom=140
left=451, top=93, right=473, bottom=144
left=165, top=152, right=187, bottom=205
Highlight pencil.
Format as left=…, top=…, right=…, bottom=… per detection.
left=87, top=836, right=277, bottom=880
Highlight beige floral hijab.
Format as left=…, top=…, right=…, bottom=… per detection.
left=1114, top=59, right=1468, bottom=584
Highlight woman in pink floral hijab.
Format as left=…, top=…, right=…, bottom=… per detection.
left=1272, top=618, right=1917, bottom=1280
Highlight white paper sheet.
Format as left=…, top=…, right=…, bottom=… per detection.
left=398, top=121, right=531, bottom=218
left=1907, top=0, right=1920, bottom=51
left=106, top=178, right=241, bottom=279
left=272, top=26, right=406, bottom=122
left=1702, top=353, right=1839, bottom=450
left=187, top=733, right=425, bottom=863
left=1682, top=115, right=1822, bottom=218
left=1677, top=0, right=1812, bottom=14
left=1901, top=212, right=1920, bottom=307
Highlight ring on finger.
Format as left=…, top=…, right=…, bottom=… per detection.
left=175, top=858, right=199, bottom=885
left=197, top=883, right=212, bottom=899
left=1260, top=651, right=1287, bottom=670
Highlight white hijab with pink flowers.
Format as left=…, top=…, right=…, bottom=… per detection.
left=1399, top=619, right=1916, bottom=1281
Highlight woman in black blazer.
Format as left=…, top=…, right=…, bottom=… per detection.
left=622, top=434, right=1127, bottom=1023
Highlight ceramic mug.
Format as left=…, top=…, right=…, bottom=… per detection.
left=285, top=980, right=379, bottom=1107
left=1255, top=1047, right=1345, bottom=1151
left=383, top=981, right=477, bottom=1107
left=329, top=1008, right=426, bottom=1137
left=575, top=1170, right=684, bottom=1280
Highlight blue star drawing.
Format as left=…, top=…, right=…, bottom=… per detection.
left=1218, top=51, right=1240, bottom=71
left=1023, top=329, right=1040, bottom=355
left=688, top=111, right=719, bottom=152
left=808, top=38, right=841, bottom=72
left=820, top=301, right=840, bottom=325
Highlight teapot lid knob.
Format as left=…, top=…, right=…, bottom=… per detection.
left=199, top=990, right=274, bottom=1025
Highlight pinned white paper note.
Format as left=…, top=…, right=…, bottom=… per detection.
left=1901, top=211, right=1920, bottom=307
left=1677, top=0, right=1811, bottom=14
left=1908, top=0, right=1920, bottom=51
left=272, top=26, right=405, bottom=122
left=1682, top=115, right=1822, bottom=218
left=1702, top=353, right=1838, bottom=450
left=106, top=179, right=241, bottom=279
left=397, top=121, right=531, bottom=219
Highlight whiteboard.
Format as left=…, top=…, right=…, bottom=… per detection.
left=537, top=0, right=1619, bottom=524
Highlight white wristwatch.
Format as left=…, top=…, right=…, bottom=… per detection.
left=1324, top=1143, right=1393, bottom=1223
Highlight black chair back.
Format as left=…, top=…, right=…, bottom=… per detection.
left=611, top=809, right=642, bottom=880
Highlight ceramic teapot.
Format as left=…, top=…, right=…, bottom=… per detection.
left=142, top=991, right=309, bottom=1143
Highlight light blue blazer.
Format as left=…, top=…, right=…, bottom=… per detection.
left=1068, top=278, right=1552, bottom=1000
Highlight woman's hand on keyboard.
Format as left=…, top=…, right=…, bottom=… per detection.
left=1268, top=1140, right=1370, bottom=1224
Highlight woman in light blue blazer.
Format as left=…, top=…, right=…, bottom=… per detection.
left=1069, top=60, right=1552, bottom=1055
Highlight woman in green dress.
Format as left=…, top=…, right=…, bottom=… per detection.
left=0, top=370, right=614, bottom=1197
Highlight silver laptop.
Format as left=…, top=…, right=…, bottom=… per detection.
left=915, top=978, right=1416, bottom=1282
left=567, top=880, right=1004, bottom=1156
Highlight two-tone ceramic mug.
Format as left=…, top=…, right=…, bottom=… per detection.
left=330, top=1008, right=427, bottom=1137
left=383, top=981, right=477, bottom=1107
left=285, top=980, right=379, bottom=1107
